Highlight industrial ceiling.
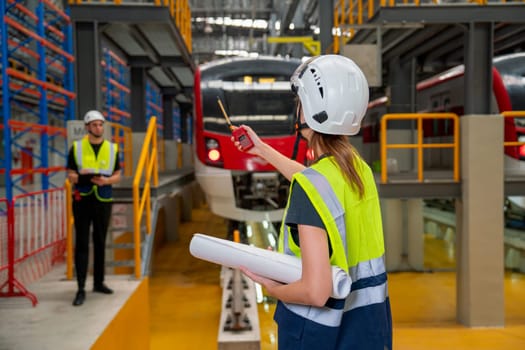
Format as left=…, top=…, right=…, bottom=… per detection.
left=189, top=0, right=318, bottom=63
left=69, top=1, right=525, bottom=99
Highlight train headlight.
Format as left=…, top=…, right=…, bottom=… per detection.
left=520, top=145, right=525, bottom=158
left=205, top=137, right=224, bottom=167
left=208, top=149, right=221, bottom=161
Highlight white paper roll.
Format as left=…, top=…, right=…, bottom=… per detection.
left=189, top=233, right=352, bottom=299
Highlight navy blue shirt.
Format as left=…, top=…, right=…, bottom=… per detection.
left=284, top=181, right=332, bottom=256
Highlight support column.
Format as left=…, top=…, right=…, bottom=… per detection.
left=163, top=95, right=181, bottom=170
left=75, top=21, right=101, bottom=117
left=382, top=199, right=403, bottom=271
left=406, top=199, right=424, bottom=270
left=464, top=22, right=493, bottom=115
left=162, top=94, right=174, bottom=140
left=180, top=103, right=192, bottom=144
left=389, top=57, right=415, bottom=114
left=386, top=57, right=417, bottom=172
left=318, top=0, right=333, bottom=54
left=130, top=67, right=148, bottom=171
left=381, top=199, right=423, bottom=271
left=457, top=115, right=504, bottom=327
left=130, top=67, right=147, bottom=131
left=179, top=103, right=194, bottom=168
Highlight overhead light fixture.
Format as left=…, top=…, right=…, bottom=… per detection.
left=194, top=16, right=268, bottom=30
left=213, top=50, right=259, bottom=57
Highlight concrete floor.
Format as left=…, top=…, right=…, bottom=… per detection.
left=149, top=205, right=525, bottom=350
left=0, top=267, right=140, bottom=350
left=2, top=204, right=525, bottom=350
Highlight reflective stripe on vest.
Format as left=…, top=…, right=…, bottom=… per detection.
left=74, top=138, right=117, bottom=176
left=77, top=184, right=113, bottom=202
left=278, top=156, right=388, bottom=327
left=281, top=301, right=345, bottom=327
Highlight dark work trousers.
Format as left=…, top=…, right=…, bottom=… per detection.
left=73, top=193, right=112, bottom=291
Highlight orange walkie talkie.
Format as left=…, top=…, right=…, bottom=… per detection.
left=217, top=97, right=254, bottom=150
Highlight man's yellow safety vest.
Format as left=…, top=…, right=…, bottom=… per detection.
left=73, top=137, right=118, bottom=201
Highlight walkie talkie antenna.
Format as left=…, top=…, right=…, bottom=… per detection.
left=216, top=96, right=254, bottom=150
left=217, top=97, right=234, bottom=131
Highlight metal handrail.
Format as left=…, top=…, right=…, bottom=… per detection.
left=502, top=111, right=525, bottom=147
left=65, top=179, right=74, bottom=279
left=380, top=113, right=460, bottom=183
left=132, top=116, right=159, bottom=279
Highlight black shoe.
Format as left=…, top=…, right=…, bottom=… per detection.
left=72, top=290, right=85, bottom=306
left=93, top=284, right=113, bottom=294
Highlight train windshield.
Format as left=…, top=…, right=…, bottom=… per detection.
left=201, top=81, right=296, bottom=136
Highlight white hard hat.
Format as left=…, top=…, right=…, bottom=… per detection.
left=290, top=55, right=369, bottom=135
left=83, top=110, right=105, bottom=124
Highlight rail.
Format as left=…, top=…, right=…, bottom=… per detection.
left=0, top=188, right=67, bottom=306
left=380, top=113, right=460, bottom=183
left=502, top=111, right=525, bottom=148
left=132, top=117, right=159, bottom=279
left=65, top=180, right=74, bottom=279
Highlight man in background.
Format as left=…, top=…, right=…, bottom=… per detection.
left=67, top=110, right=121, bottom=306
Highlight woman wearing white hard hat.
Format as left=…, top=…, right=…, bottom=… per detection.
left=232, top=55, right=392, bottom=350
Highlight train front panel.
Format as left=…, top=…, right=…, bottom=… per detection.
left=194, top=57, right=305, bottom=222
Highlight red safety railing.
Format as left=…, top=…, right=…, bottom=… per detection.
left=0, top=188, right=67, bottom=306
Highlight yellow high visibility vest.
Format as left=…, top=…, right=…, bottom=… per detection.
left=277, top=155, right=388, bottom=327
left=279, top=155, right=385, bottom=273
left=73, top=137, right=118, bottom=201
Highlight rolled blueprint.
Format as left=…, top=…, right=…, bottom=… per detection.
left=189, top=233, right=352, bottom=299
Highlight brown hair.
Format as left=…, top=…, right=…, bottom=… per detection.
left=309, top=133, right=365, bottom=198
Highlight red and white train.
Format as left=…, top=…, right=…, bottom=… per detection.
left=361, top=52, right=525, bottom=171
left=193, top=56, right=306, bottom=224
left=193, top=53, right=525, bottom=226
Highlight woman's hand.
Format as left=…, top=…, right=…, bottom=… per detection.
left=239, top=267, right=284, bottom=294
left=231, top=125, right=264, bottom=156
left=231, top=124, right=305, bottom=181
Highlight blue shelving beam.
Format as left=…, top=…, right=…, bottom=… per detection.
left=146, top=79, right=164, bottom=139
left=0, top=0, right=75, bottom=200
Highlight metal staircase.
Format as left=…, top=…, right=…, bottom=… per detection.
left=106, top=197, right=159, bottom=277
